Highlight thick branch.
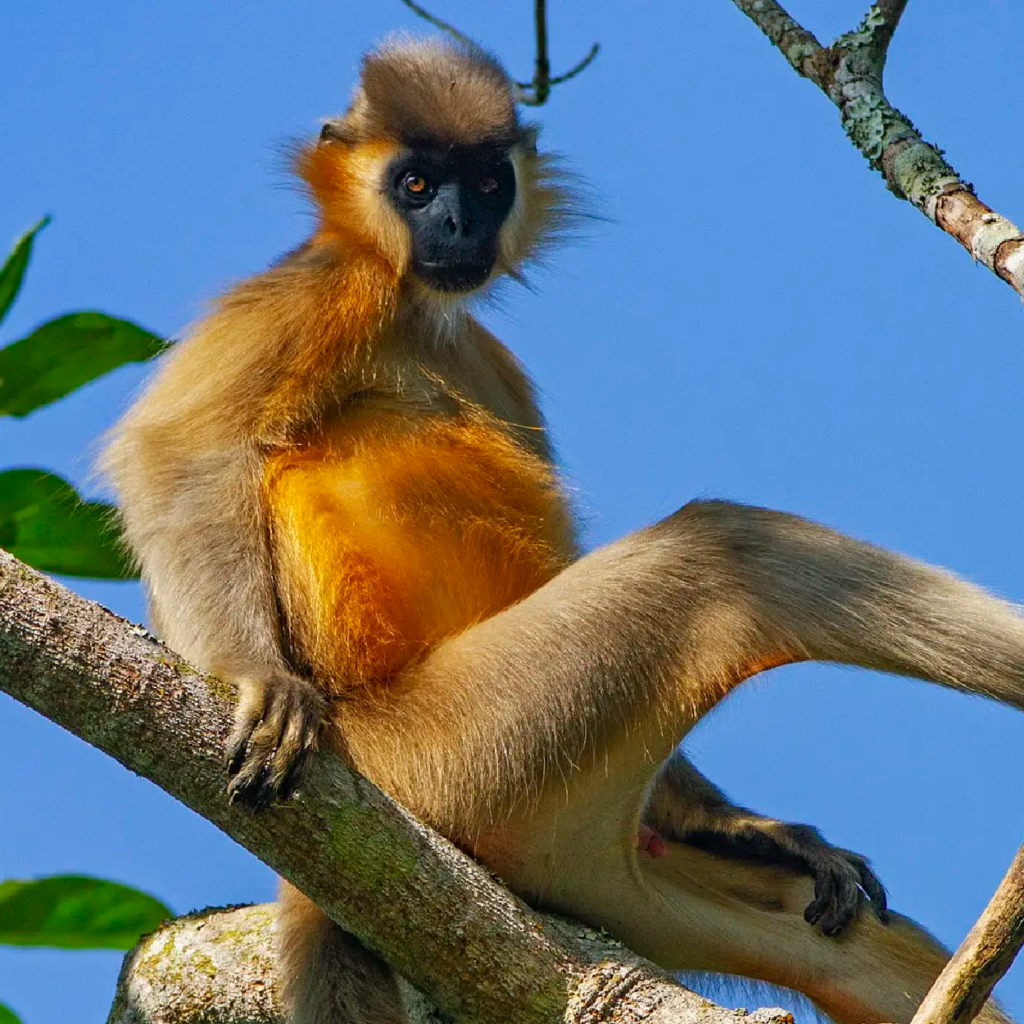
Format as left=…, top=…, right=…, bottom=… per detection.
left=106, top=905, right=797, bottom=1024
left=729, top=0, right=1024, bottom=299
left=0, top=548, right=790, bottom=1024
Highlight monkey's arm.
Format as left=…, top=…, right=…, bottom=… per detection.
left=102, top=255, right=395, bottom=807
left=643, top=750, right=887, bottom=936
left=104, top=386, right=326, bottom=807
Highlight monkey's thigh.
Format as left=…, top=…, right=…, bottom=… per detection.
left=370, top=518, right=1014, bottom=1024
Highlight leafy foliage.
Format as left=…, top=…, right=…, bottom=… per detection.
left=0, top=312, right=167, bottom=418
left=0, top=222, right=173, bottom=1018
left=0, top=220, right=165, bottom=577
left=0, top=876, right=172, bottom=951
left=0, top=218, right=49, bottom=328
left=0, top=469, right=134, bottom=579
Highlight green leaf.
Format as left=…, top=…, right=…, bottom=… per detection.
left=0, top=876, right=172, bottom=951
left=0, top=1002, right=22, bottom=1024
left=0, top=311, right=167, bottom=417
left=0, top=216, right=50, bottom=327
left=0, top=469, right=137, bottom=579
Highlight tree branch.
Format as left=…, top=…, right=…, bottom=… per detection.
left=729, top=0, right=1024, bottom=299
left=910, top=840, right=1024, bottom=1024
left=397, top=0, right=598, bottom=106
left=106, top=904, right=799, bottom=1024
left=0, top=548, right=791, bottom=1024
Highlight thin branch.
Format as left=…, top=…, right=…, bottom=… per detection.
left=0, top=547, right=788, bottom=1024
left=527, top=0, right=551, bottom=105
left=515, top=0, right=599, bottom=106
left=729, top=0, right=1024, bottom=299
left=549, top=43, right=600, bottom=87
left=728, top=0, right=825, bottom=86
left=398, top=0, right=598, bottom=107
left=910, top=840, right=1024, bottom=1024
left=397, top=0, right=476, bottom=49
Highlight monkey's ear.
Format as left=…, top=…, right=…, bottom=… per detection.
left=518, top=125, right=540, bottom=156
left=319, top=121, right=357, bottom=146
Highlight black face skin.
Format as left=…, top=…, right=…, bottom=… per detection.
left=385, top=144, right=517, bottom=293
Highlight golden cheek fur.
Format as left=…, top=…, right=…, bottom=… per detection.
left=298, top=141, right=412, bottom=275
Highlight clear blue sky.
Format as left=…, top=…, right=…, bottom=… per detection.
left=3, top=2, right=1024, bottom=1022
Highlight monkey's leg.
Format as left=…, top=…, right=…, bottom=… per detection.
left=644, top=749, right=888, bottom=936
left=348, top=497, right=1024, bottom=842
left=636, top=839, right=1012, bottom=1024
left=278, top=882, right=406, bottom=1024
left=334, top=499, right=1024, bottom=1023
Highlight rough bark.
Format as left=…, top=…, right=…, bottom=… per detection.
left=729, top=0, right=1024, bottom=299
left=0, top=547, right=791, bottom=1024
left=106, top=904, right=798, bottom=1024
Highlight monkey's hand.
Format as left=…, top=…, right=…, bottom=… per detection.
left=225, top=670, right=324, bottom=811
left=682, top=821, right=889, bottom=937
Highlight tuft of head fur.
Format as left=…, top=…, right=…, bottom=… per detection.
left=331, top=37, right=521, bottom=148
left=295, top=38, right=581, bottom=293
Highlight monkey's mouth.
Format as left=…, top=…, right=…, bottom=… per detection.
left=415, top=259, right=495, bottom=294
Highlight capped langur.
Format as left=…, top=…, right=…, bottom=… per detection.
left=104, top=38, right=1024, bottom=1024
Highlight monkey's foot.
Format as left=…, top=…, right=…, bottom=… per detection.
left=225, top=671, right=324, bottom=811
left=799, top=841, right=889, bottom=936
left=686, top=823, right=888, bottom=936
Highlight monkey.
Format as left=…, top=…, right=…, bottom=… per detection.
left=101, top=37, right=1024, bottom=1024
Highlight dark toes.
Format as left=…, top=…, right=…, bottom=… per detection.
left=804, top=849, right=890, bottom=937
left=224, top=675, right=322, bottom=811
left=265, top=703, right=320, bottom=798
left=227, top=748, right=275, bottom=810
left=804, top=867, right=836, bottom=927
left=225, top=699, right=265, bottom=774
left=819, top=872, right=860, bottom=936
left=856, top=862, right=889, bottom=922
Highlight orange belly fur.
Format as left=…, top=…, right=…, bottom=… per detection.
left=264, top=412, right=575, bottom=695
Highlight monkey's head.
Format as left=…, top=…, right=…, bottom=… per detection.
left=297, top=39, right=571, bottom=296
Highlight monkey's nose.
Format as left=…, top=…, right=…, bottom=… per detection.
left=435, top=187, right=474, bottom=237
left=442, top=209, right=474, bottom=237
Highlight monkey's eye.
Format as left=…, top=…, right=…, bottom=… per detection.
left=403, top=172, right=430, bottom=196
left=478, top=176, right=499, bottom=195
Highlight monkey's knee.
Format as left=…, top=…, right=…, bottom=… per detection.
left=278, top=882, right=406, bottom=1024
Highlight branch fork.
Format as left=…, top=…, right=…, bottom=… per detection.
left=732, top=0, right=1024, bottom=298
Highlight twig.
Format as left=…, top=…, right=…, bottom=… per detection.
left=548, top=44, right=600, bottom=88
left=526, top=0, right=552, bottom=105
left=397, top=0, right=476, bottom=50
left=910, top=840, right=1024, bottom=1024
left=729, top=0, right=1024, bottom=299
left=398, top=0, right=598, bottom=107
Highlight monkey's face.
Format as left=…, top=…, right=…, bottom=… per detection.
left=385, top=144, right=516, bottom=293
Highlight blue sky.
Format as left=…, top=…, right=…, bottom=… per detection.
left=3, top=2, right=1024, bottom=1022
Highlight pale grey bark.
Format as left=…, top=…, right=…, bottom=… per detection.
left=106, top=904, right=799, bottom=1024
left=0, top=547, right=792, bottom=1024
left=729, top=0, right=1024, bottom=299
